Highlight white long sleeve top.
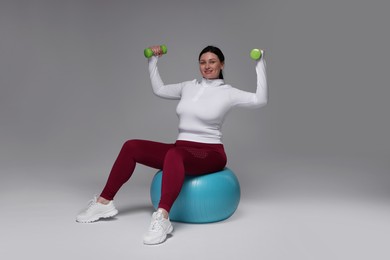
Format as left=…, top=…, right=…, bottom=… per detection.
left=148, top=55, right=267, bottom=144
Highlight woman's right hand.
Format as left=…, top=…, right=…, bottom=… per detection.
left=149, top=45, right=163, bottom=57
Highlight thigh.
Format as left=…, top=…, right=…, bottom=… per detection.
left=124, top=139, right=175, bottom=169
left=175, top=146, right=227, bottom=175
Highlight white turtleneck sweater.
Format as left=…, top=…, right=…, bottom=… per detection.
left=148, top=55, right=267, bottom=144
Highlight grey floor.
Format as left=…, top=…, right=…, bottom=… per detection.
left=1, top=153, right=389, bottom=260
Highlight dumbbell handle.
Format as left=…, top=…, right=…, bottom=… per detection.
left=144, top=45, right=168, bottom=58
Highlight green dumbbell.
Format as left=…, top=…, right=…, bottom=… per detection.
left=250, top=48, right=263, bottom=60
left=144, top=45, right=168, bottom=58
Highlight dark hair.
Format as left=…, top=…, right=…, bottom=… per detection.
left=198, top=45, right=225, bottom=79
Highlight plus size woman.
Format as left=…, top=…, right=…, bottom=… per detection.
left=76, top=45, right=268, bottom=245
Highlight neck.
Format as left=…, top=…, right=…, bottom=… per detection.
left=201, top=77, right=224, bottom=87
left=203, top=77, right=222, bottom=81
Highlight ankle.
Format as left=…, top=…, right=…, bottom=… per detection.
left=97, top=196, right=110, bottom=205
left=157, top=208, right=169, bottom=219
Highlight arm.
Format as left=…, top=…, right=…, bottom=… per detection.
left=230, top=53, right=268, bottom=108
left=148, top=56, right=184, bottom=99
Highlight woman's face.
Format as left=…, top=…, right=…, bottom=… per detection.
left=199, top=52, right=224, bottom=80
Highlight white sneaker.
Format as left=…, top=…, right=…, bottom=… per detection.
left=143, top=210, right=173, bottom=245
left=76, top=195, right=118, bottom=223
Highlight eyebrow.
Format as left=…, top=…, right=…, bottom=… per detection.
left=199, top=58, right=218, bottom=62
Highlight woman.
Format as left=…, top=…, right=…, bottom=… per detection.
left=76, top=45, right=267, bottom=245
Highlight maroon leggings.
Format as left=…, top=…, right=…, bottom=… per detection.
left=100, top=139, right=227, bottom=212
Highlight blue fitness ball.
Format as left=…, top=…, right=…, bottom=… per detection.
left=150, top=168, right=241, bottom=223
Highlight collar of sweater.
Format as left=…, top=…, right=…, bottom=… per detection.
left=201, top=78, right=225, bottom=88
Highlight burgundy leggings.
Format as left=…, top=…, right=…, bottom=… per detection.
left=100, top=139, right=227, bottom=212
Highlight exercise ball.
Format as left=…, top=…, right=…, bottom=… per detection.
left=150, top=168, right=240, bottom=223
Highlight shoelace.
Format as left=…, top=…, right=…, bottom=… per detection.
left=149, top=213, right=164, bottom=232
left=85, top=195, right=99, bottom=211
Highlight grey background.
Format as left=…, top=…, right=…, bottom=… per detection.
left=1, top=0, right=389, bottom=259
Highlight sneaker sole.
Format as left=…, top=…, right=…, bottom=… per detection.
left=76, top=209, right=119, bottom=223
